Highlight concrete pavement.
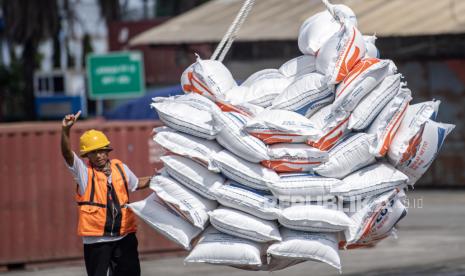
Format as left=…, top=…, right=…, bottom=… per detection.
left=3, top=190, right=465, bottom=276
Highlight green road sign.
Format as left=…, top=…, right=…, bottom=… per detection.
left=86, top=51, right=145, bottom=99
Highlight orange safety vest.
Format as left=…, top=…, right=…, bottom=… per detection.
left=76, top=159, right=137, bottom=237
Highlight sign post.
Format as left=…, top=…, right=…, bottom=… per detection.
left=86, top=51, right=145, bottom=115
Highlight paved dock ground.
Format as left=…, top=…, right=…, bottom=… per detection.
left=3, top=190, right=465, bottom=276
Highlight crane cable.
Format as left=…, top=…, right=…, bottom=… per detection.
left=211, top=0, right=255, bottom=62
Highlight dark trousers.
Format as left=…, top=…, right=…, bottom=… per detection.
left=83, top=233, right=141, bottom=276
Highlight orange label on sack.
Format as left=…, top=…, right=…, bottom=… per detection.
left=336, top=27, right=362, bottom=83
left=261, top=161, right=304, bottom=173
left=399, top=126, right=425, bottom=164
left=378, top=102, right=409, bottom=156
left=337, top=58, right=380, bottom=97
left=215, top=101, right=253, bottom=117
left=182, top=84, right=192, bottom=92
left=189, top=72, right=214, bottom=98
left=308, top=116, right=350, bottom=150
left=249, top=132, right=296, bottom=145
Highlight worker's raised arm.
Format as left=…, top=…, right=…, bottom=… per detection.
left=61, top=111, right=81, bottom=167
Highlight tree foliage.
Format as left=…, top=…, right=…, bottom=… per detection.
left=98, top=0, right=121, bottom=22
left=1, top=0, right=60, bottom=120
left=2, top=0, right=59, bottom=45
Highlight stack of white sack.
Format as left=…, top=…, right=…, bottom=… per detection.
left=129, top=0, right=455, bottom=273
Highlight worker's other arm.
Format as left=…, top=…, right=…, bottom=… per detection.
left=136, top=166, right=163, bottom=190
left=61, top=111, right=81, bottom=167
left=136, top=176, right=152, bottom=190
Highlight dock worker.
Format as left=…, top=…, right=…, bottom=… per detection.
left=61, top=111, right=155, bottom=276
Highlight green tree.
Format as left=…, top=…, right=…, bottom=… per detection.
left=2, top=0, right=60, bottom=120
left=98, top=0, right=122, bottom=22
left=156, top=0, right=210, bottom=17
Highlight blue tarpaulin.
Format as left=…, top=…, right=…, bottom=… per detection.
left=104, top=85, right=183, bottom=120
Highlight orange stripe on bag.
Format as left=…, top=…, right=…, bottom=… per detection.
left=318, top=130, right=345, bottom=151
left=308, top=117, right=350, bottom=150
left=261, top=161, right=304, bottom=173
left=215, top=101, right=253, bottom=117
left=190, top=73, right=214, bottom=97
left=345, top=46, right=361, bottom=76
left=249, top=132, right=296, bottom=145
left=378, top=103, right=409, bottom=156
left=182, top=84, right=192, bottom=92
left=188, top=72, right=205, bottom=95
left=399, top=127, right=424, bottom=164
left=336, top=27, right=358, bottom=83
left=336, top=58, right=380, bottom=97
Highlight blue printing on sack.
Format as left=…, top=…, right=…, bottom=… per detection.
left=293, top=90, right=334, bottom=115
left=352, top=78, right=400, bottom=130
left=421, top=126, right=447, bottom=169
left=228, top=181, right=274, bottom=197
left=222, top=112, right=268, bottom=154
left=279, top=172, right=318, bottom=178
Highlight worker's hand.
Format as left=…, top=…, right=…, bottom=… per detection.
left=62, top=110, right=81, bottom=129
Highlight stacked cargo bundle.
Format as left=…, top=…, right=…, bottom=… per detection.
left=129, top=1, right=455, bottom=272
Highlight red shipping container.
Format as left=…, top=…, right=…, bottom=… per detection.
left=0, top=119, right=183, bottom=265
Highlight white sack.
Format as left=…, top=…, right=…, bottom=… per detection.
left=209, top=207, right=281, bottom=242
left=267, top=143, right=329, bottom=162
left=174, top=92, right=222, bottom=114
left=344, top=188, right=407, bottom=247
left=153, top=126, right=222, bottom=172
left=129, top=193, right=202, bottom=250
left=279, top=204, right=353, bottom=232
left=298, top=4, right=357, bottom=55
left=176, top=90, right=262, bottom=119
left=368, top=87, right=412, bottom=157
left=363, top=35, right=379, bottom=58
left=241, top=69, right=281, bottom=87
left=211, top=150, right=279, bottom=190
left=151, top=96, right=219, bottom=140
left=331, top=163, right=409, bottom=199
left=185, top=227, right=265, bottom=266
left=332, top=58, right=396, bottom=112
left=270, top=73, right=333, bottom=117
left=316, top=21, right=366, bottom=84
left=263, top=143, right=329, bottom=173
left=246, top=72, right=292, bottom=107
left=279, top=55, right=316, bottom=78
left=212, top=180, right=280, bottom=220
left=161, top=155, right=224, bottom=200
left=349, top=74, right=402, bottom=130
left=190, top=57, right=237, bottom=100
left=214, top=111, right=269, bottom=162
left=215, top=99, right=264, bottom=118
left=395, top=119, right=455, bottom=185
left=315, top=133, right=376, bottom=179
left=245, top=109, right=321, bottom=144
left=222, top=86, right=250, bottom=104
left=267, top=173, right=342, bottom=201
left=267, top=228, right=341, bottom=271
left=388, top=100, right=440, bottom=166
left=150, top=174, right=217, bottom=229
left=307, top=105, right=351, bottom=151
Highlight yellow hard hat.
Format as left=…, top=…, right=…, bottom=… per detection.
left=79, top=129, right=112, bottom=157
